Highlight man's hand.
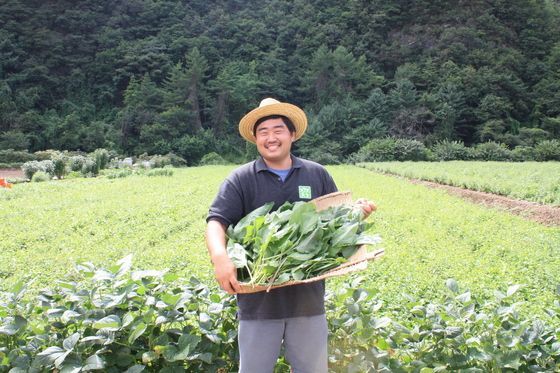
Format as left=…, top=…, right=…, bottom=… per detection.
left=211, top=253, right=242, bottom=295
left=355, top=198, right=377, bottom=219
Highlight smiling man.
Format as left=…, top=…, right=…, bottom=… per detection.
left=205, top=98, right=375, bottom=372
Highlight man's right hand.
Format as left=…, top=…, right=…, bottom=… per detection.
left=212, top=254, right=242, bottom=294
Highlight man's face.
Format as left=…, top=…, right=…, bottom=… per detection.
left=254, top=118, right=295, bottom=165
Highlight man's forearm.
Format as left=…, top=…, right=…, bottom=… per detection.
left=206, top=220, right=228, bottom=262
left=206, top=220, right=241, bottom=294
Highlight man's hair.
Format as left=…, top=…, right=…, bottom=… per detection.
left=253, top=115, right=296, bottom=136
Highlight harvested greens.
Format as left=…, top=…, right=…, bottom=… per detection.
left=226, top=200, right=380, bottom=286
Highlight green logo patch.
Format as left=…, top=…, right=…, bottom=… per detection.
left=298, top=185, right=312, bottom=199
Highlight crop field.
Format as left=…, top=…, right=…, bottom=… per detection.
left=359, top=161, right=560, bottom=205
left=2, top=165, right=559, bottom=319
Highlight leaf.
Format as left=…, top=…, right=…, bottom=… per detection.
left=80, top=335, right=107, bottom=345
left=372, top=317, right=391, bottom=329
left=352, top=289, right=368, bottom=302
left=46, top=308, right=65, bottom=318
left=122, top=312, right=135, bottom=328
left=330, top=223, right=359, bottom=247
left=499, top=350, right=521, bottom=369
left=341, top=246, right=357, bottom=258
left=506, top=284, right=521, bottom=297
left=54, top=350, right=72, bottom=368
left=124, top=365, right=146, bottom=373
left=445, top=326, right=463, bottom=338
left=160, top=293, right=181, bottom=306
left=82, top=354, right=105, bottom=371
left=115, top=254, right=133, bottom=278
left=142, top=351, right=157, bottom=364
left=355, top=233, right=382, bottom=246
left=208, top=302, right=223, bottom=314
left=35, top=346, right=65, bottom=366
left=131, top=270, right=166, bottom=281
left=291, top=269, right=304, bottom=281
left=128, top=322, right=147, bottom=344
left=93, top=315, right=121, bottom=331
left=93, top=269, right=114, bottom=282
left=59, top=365, right=82, bottom=373
left=455, top=291, right=471, bottom=303
left=0, top=316, right=27, bottom=336
left=446, top=278, right=459, bottom=293
left=63, top=333, right=80, bottom=350
left=190, top=352, right=212, bottom=363
left=232, top=202, right=274, bottom=238
left=62, top=310, right=82, bottom=323
left=227, top=243, right=248, bottom=268
left=293, top=228, right=323, bottom=254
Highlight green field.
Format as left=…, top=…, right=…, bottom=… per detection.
left=359, top=161, right=560, bottom=205
left=2, top=165, right=559, bottom=320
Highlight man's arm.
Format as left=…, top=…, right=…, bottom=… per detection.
left=205, top=220, right=241, bottom=294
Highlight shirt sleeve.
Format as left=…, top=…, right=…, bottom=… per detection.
left=206, top=178, right=244, bottom=227
left=322, top=169, right=338, bottom=195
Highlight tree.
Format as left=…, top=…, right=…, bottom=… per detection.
left=184, top=47, right=208, bottom=131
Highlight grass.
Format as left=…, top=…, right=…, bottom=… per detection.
left=358, top=161, right=560, bottom=205
left=1, top=165, right=559, bottom=320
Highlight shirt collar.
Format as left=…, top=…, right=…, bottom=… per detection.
left=256, top=155, right=303, bottom=173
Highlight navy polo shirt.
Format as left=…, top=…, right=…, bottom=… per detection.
left=207, top=155, right=338, bottom=320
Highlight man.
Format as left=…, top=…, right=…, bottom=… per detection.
left=206, top=98, right=375, bottom=372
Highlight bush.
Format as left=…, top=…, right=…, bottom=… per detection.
left=148, top=154, right=172, bottom=168
left=21, top=160, right=55, bottom=180
left=91, top=148, right=110, bottom=170
left=165, top=152, right=188, bottom=167
left=69, top=155, right=87, bottom=172
left=34, top=149, right=63, bottom=161
left=199, top=152, right=229, bottom=166
left=431, top=140, right=470, bottom=161
left=518, top=127, right=550, bottom=147
left=511, top=146, right=536, bottom=161
left=51, top=154, right=67, bottom=179
left=393, top=138, right=429, bottom=161
left=31, top=171, right=51, bottom=182
left=471, top=141, right=512, bottom=161
left=350, top=138, right=397, bottom=162
left=81, top=157, right=99, bottom=177
left=0, top=149, right=36, bottom=164
left=534, top=139, right=560, bottom=161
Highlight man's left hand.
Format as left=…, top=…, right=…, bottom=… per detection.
left=355, top=198, right=377, bottom=219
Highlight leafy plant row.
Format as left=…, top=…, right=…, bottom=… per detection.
left=359, top=161, right=560, bottom=206
left=1, top=258, right=559, bottom=372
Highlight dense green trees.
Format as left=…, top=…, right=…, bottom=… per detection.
left=0, top=0, right=559, bottom=163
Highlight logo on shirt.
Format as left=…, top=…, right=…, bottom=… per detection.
left=298, top=185, right=312, bottom=199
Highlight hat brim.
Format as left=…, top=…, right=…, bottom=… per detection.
left=239, top=103, right=307, bottom=144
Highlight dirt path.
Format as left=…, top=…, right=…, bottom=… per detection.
left=0, top=168, right=24, bottom=179
left=408, top=178, right=560, bottom=226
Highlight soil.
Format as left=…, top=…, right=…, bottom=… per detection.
left=408, top=178, right=560, bottom=227
left=0, top=168, right=24, bottom=179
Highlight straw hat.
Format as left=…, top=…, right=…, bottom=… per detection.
left=238, top=98, right=308, bottom=144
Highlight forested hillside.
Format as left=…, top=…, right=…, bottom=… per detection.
left=1, top=0, right=559, bottom=164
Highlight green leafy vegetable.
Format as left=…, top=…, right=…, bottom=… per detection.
left=227, top=201, right=381, bottom=286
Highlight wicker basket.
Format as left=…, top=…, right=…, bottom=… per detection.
left=237, top=191, right=384, bottom=294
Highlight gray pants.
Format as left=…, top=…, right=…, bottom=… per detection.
left=238, top=314, right=328, bottom=373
